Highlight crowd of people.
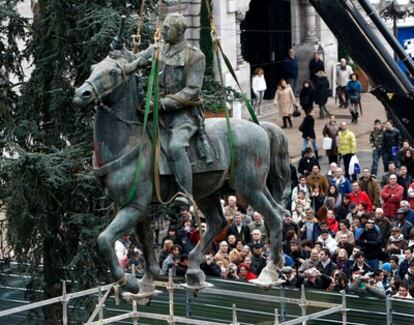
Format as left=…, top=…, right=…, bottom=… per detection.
left=115, top=135, right=414, bottom=300
left=112, top=51, right=414, bottom=301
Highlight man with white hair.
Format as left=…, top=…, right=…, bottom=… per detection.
left=374, top=207, right=392, bottom=241
left=326, top=162, right=338, bottom=184
left=400, top=200, right=414, bottom=225
left=332, top=167, right=352, bottom=196
left=336, top=58, right=353, bottom=108
left=248, top=212, right=267, bottom=241
left=224, top=195, right=238, bottom=222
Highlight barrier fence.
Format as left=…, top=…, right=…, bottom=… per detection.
left=1, top=270, right=414, bottom=324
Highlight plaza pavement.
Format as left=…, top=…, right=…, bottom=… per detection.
left=256, top=93, right=387, bottom=177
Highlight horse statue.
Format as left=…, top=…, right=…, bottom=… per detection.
left=72, top=47, right=291, bottom=296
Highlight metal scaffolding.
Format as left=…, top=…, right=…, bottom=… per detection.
left=0, top=268, right=349, bottom=325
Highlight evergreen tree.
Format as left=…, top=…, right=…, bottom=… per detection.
left=0, top=0, right=157, bottom=323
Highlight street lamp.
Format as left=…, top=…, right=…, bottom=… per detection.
left=371, top=0, right=414, bottom=36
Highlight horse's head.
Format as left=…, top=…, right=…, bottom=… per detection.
left=73, top=51, right=142, bottom=108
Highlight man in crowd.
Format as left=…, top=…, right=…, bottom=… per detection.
left=338, top=122, right=356, bottom=180
left=316, top=248, right=338, bottom=276
left=224, top=195, right=238, bottom=222
left=357, top=217, right=382, bottom=271
left=331, top=167, right=352, bottom=196
left=382, top=120, right=402, bottom=170
left=282, top=48, right=299, bottom=93
left=349, top=181, right=373, bottom=212
left=369, top=119, right=384, bottom=176
left=381, top=161, right=398, bottom=187
left=306, top=164, right=329, bottom=195
left=374, top=207, right=392, bottom=241
left=358, top=168, right=381, bottom=209
left=299, top=248, right=321, bottom=273
left=392, top=208, right=413, bottom=240
left=298, top=148, right=319, bottom=176
left=227, top=213, right=251, bottom=244
left=381, top=174, right=404, bottom=219
left=248, top=212, right=267, bottom=242
left=336, top=58, right=353, bottom=108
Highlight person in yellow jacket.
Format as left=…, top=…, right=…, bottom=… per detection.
left=338, top=122, right=356, bottom=180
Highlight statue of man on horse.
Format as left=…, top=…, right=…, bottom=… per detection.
left=73, top=12, right=291, bottom=298
left=135, top=13, right=208, bottom=205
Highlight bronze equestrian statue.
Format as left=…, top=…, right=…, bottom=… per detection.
left=73, top=13, right=290, bottom=297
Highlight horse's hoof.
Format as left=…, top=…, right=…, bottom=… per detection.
left=138, top=277, right=156, bottom=293
left=123, top=290, right=163, bottom=305
left=180, top=281, right=214, bottom=293
left=249, top=262, right=285, bottom=288
left=185, top=269, right=207, bottom=289
left=122, top=274, right=139, bottom=294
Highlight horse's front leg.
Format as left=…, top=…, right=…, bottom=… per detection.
left=135, top=217, right=161, bottom=295
left=186, top=195, right=227, bottom=288
left=97, top=204, right=148, bottom=293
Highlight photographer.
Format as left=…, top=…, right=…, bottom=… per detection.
left=227, top=263, right=240, bottom=280
left=200, top=254, right=221, bottom=277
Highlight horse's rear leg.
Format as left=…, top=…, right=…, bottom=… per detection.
left=186, top=195, right=227, bottom=288
left=97, top=205, right=146, bottom=294
left=135, top=217, right=161, bottom=294
left=239, top=188, right=284, bottom=282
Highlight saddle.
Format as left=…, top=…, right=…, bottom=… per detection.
left=153, top=121, right=227, bottom=176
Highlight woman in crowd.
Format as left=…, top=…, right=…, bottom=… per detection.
left=384, top=227, right=408, bottom=258
left=401, top=148, right=414, bottom=177
left=311, top=185, right=326, bottom=213
left=251, top=67, right=267, bottom=115
left=314, top=70, right=330, bottom=119
left=299, top=80, right=314, bottom=113
left=326, top=184, right=341, bottom=208
left=346, top=73, right=362, bottom=124
left=299, top=108, right=318, bottom=158
left=335, top=220, right=355, bottom=244
left=274, top=78, right=296, bottom=128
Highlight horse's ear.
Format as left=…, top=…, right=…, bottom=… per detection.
left=125, top=59, right=140, bottom=75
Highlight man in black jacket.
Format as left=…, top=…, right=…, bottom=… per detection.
left=382, top=120, right=402, bottom=171
left=356, top=218, right=382, bottom=271
left=227, top=213, right=251, bottom=244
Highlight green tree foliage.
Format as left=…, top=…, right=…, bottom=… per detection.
left=0, top=0, right=157, bottom=322
left=199, top=0, right=213, bottom=76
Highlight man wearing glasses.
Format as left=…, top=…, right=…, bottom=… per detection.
left=356, top=218, right=382, bottom=271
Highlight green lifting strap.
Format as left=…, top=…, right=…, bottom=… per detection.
left=122, top=48, right=160, bottom=207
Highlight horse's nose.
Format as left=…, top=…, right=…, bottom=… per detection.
left=73, top=85, right=94, bottom=107
left=81, top=90, right=92, bottom=98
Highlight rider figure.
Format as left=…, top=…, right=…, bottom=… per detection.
left=136, top=14, right=206, bottom=203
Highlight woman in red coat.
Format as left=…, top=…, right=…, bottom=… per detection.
left=381, top=175, right=404, bottom=219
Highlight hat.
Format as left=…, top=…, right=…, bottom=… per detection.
left=396, top=208, right=407, bottom=214
left=349, top=203, right=357, bottom=209
left=381, top=262, right=392, bottom=273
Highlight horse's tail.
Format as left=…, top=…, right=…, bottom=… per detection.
left=261, top=122, right=291, bottom=208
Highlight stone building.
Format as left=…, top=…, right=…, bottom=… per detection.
left=168, top=0, right=338, bottom=115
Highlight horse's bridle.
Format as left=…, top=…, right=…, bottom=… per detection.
left=85, top=58, right=143, bottom=126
